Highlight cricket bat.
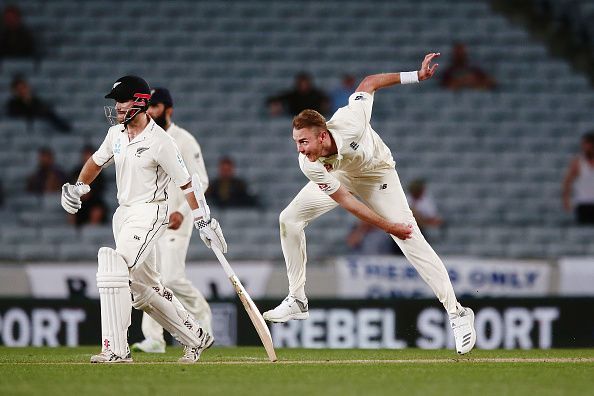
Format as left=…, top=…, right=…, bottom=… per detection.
left=212, top=246, right=277, bottom=362
left=191, top=174, right=277, bottom=362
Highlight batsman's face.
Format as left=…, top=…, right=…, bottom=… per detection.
left=114, top=99, right=135, bottom=123
left=293, top=127, right=323, bottom=162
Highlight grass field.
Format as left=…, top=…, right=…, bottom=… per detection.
left=1, top=347, right=593, bottom=396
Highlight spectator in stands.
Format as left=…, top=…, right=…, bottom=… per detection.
left=0, top=5, right=35, bottom=59
left=26, top=146, right=66, bottom=195
left=68, top=145, right=108, bottom=226
left=206, top=156, right=258, bottom=208
left=347, top=220, right=403, bottom=255
left=562, top=132, right=594, bottom=225
left=6, top=74, right=72, bottom=132
left=330, top=74, right=356, bottom=113
left=266, top=72, right=329, bottom=116
left=406, top=179, right=443, bottom=232
left=440, top=43, right=496, bottom=91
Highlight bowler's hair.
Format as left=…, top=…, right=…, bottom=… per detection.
left=292, top=109, right=327, bottom=135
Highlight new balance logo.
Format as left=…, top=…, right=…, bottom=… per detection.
left=379, top=184, right=388, bottom=190
left=349, top=141, right=359, bottom=150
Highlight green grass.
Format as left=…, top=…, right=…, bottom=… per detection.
left=0, top=347, right=593, bottom=396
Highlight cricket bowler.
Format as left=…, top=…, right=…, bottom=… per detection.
left=132, top=87, right=213, bottom=353
left=263, top=53, right=477, bottom=354
left=61, top=75, right=226, bottom=363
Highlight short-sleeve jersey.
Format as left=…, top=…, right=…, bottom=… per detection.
left=92, top=119, right=191, bottom=206
left=165, top=123, right=209, bottom=215
left=299, top=91, right=395, bottom=195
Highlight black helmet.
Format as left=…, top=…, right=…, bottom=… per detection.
left=104, top=75, right=151, bottom=126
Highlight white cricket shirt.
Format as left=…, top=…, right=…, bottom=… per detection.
left=92, top=119, right=191, bottom=206
left=165, top=122, right=209, bottom=217
left=299, top=91, right=395, bottom=195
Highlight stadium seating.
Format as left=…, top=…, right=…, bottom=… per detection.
left=0, top=0, right=593, bottom=261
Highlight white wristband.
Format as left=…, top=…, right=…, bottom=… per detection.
left=192, top=208, right=206, bottom=219
left=400, top=71, right=419, bottom=84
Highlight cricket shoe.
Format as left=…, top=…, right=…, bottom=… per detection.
left=263, top=295, right=309, bottom=323
left=131, top=338, right=166, bottom=353
left=90, top=346, right=133, bottom=363
left=450, top=307, right=476, bottom=354
left=178, top=328, right=214, bottom=364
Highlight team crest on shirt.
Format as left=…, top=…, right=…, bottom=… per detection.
left=135, top=147, right=149, bottom=157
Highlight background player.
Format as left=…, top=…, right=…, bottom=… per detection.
left=262, top=53, right=477, bottom=355
left=132, top=87, right=213, bottom=353
left=61, top=76, right=226, bottom=363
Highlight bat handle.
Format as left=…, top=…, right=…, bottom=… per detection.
left=212, top=246, right=235, bottom=278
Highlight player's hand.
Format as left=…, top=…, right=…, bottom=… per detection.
left=562, top=196, right=572, bottom=212
left=418, top=52, right=440, bottom=81
left=386, top=222, right=413, bottom=240
left=61, top=182, right=91, bottom=214
left=195, top=217, right=228, bottom=253
left=168, top=211, right=184, bottom=230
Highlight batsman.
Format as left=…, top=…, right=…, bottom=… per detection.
left=61, top=75, right=227, bottom=363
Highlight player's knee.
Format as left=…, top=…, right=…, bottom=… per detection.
left=130, top=281, right=152, bottom=311
left=97, top=247, right=129, bottom=286
left=279, top=208, right=303, bottom=233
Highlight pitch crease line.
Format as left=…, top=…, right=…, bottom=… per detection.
left=2, top=357, right=593, bottom=365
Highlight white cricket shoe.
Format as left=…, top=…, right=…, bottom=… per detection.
left=450, top=307, right=476, bottom=354
left=263, top=296, right=309, bottom=323
left=178, top=328, right=214, bottom=364
left=90, top=346, right=133, bottom=363
left=131, top=338, right=166, bottom=353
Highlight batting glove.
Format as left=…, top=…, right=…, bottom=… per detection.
left=61, top=182, right=91, bottom=214
left=195, top=218, right=227, bottom=253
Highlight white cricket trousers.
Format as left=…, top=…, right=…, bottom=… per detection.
left=140, top=225, right=213, bottom=343
left=112, top=203, right=196, bottom=331
left=279, top=168, right=461, bottom=314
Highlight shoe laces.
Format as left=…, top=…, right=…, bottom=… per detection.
left=182, top=345, right=197, bottom=359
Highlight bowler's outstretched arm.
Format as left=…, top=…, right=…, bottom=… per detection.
left=356, top=52, right=440, bottom=94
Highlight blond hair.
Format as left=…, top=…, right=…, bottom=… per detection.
left=292, top=109, right=327, bottom=135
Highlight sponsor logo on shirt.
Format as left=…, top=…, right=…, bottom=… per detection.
left=176, top=152, right=186, bottom=168
left=318, top=183, right=332, bottom=192
left=350, top=141, right=359, bottom=151
left=113, top=139, right=121, bottom=154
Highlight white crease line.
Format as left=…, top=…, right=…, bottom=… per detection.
left=1, top=358, right=593, bottom=365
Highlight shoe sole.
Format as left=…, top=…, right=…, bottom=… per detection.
left=90, top=358, right=133, bottom=364
left=457, top=308, right=476, bottom=355
left=263, top=311, right=309, bottom=323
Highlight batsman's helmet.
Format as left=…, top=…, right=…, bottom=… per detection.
left=104, top=75, right=151, bottom=126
